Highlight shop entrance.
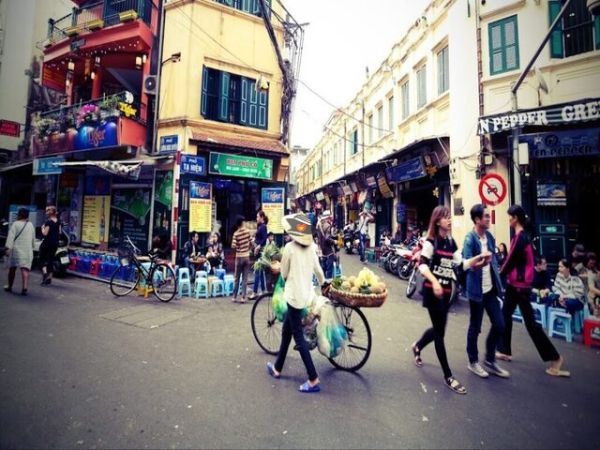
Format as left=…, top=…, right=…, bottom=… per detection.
left=375, top=197, right=393, bottom=246
left=399, top=182, right=440, bottom=236
left=212, top=179, right=260, bottom=247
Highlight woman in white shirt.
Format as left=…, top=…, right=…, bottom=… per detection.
left=4, top=208, right=35, bottom=295
left=266, top=213, right=326, bottom=393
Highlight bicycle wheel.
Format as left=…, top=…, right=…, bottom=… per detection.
left=151, top=263, right=177, bottom=302
left=110, top=264, right=140, bottom=297
left=328, top=304, right=372, bottom=371
left=406, top=268, right=419, bottom=299
left=251, top=292, right=282, bottom=355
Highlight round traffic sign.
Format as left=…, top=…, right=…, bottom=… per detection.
left=478, top=173, right=507, bottom=207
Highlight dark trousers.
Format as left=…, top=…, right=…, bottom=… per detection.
left=322, top=254, right=335, bottom=279
left=233, top=257, right=250, bottom=299
left=253, top=269, right=266, bottom=294
left=275, top=304, right=318, bottom=382
left=467, top=289, right=505, bottom=364
left=415, top=301, right=452, bottom=379
left=359, top=234, right=367, bottom=262
left=498, top=285, right=560, bottom=362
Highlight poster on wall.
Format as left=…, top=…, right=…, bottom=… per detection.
left=189, top=181, right=212, bottom=233
left=537, top=183, right=567, bottom=206
left=57, top=173, right=83, bottom=243
left=262, top=187, right=285, bottom=234
left=82, top=176, right=111, bottom=244
left=153, top=171, right=173, bottom=237
left=109, top=187, right=152, bottom=252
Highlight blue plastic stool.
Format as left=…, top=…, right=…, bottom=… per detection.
left=215, top=268, right=226, bottom=280
left=211, top=278, right=225, bottom=297
left=177, top=268, right=192, bottom=298
left=548, top=307, right=573, bottom=342
left=512, top=305, right=523, bottom=323
left=194, top=277, right=209, bottom=299
left=197, top=270, right=208, bottom=279
left=365, top=249, right=376, bottom=263
left=224, top=275, right=235, bottom=296
left=573, top=308, right=585, bottom=334
left=530, top=302, right=548, bottom=329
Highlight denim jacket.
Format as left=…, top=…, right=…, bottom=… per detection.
left=462, top=230, right=503, bottom=302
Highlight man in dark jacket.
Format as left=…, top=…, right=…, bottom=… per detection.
left=317, top=210, right=336, bottom=278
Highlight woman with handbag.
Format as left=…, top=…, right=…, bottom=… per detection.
left=3, top=208, right=35, bottom=295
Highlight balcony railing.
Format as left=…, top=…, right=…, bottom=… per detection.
left=31, top=92, right=146, bottom=157
left=47, top=0, right=152, bottom=43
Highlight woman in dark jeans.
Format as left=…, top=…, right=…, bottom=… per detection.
left=411, top=206, right=484, bottom=394
left=40, top=205, right=60, bottom=286
left=497, top=204, right=570, bottom=377
left=250, top=210, right=269, bottom=299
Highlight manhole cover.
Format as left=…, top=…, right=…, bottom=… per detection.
left=100, top=304, right=196, bottom=329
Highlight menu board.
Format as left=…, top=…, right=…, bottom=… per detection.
left=189, top=181, right=212, bottom=233
left=82, top=196, right=110, bottom=244
left=261, top=187, right=285, bottom=234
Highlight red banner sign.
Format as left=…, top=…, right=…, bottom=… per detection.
left=0, top=120, right=21, bottom=137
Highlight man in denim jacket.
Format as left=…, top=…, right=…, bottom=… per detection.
left=462, top=204, right=510, bottom=379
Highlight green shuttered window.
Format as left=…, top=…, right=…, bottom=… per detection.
left=489, top=15, right=520, bottom=75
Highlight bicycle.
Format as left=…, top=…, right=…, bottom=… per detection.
left=109, top=236, right=177, bottom=302
left=250, top=286, right=372, bottom=372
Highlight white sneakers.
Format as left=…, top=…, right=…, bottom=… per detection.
left=483, top=360, right=511, bottom=378
left=468, top=362, right=490, bottom=378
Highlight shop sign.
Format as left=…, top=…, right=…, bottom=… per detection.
left=350, top=182, right=358, bottom=193
left=537, top=183, right=566, bottom=207
left=70, top=38, right=86, bottom=52
left=478, top=97, right=600, bottom=135
left=209, top=152, right=273, bottom=180
left=159, top=135, right=179, bottom=153
left=342, top=184, right=353, bottom=196
left=366, top=175, right=377, bottom=188
left=520, top=129, right=600, bottom=159
left=386, top=157, right=426, bottom=183
left=33, top=156, right=65, bottom=175
left=262, top=187, right=285, bottom=234
left=180, top=155, right=206, bottom=175
left=0, top=119, right=20, bottom=137
left=316, top=191, right=325, bottom=201
left=377, top=172, right=394, bottom=199
left=189, top=181, right=212, bottom=232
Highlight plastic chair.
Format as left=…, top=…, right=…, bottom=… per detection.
left=210, top=278, right=225, bottom=297
left=530, top=302, right=548, bottom=329
left=548, top=307, right=573, bottom=342
left=194, top=277, right=209, bottom=299
left=224, top=274, right=235, bottom=296
left=215, top=268, right=226, bottom=280
left=177, top=267, right=192, bottom=298
left=197, top=270, right=208, bottom=279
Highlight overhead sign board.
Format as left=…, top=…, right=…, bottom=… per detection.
left=520, top=128, right=600, bottom=159
left=33, top=156, right=65, bottom=175
left=209, top=152, right=272, bottom=180
left=0, top=120, right=21, bottom=137
left=386, top=157, right=426, bottom=183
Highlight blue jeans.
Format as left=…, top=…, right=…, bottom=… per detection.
left=275, top=304, right=318, bottom=382
left=359, top=233, right=367, bottom=262
left=184, top=257, right=195, bottom=280
left=467, top=289, right=505, bottom=364
left=253, top=269, right=266, bottom=294
left=545, top=294, right=584, bottom=315
left=321, top=254, right=335, bottom=279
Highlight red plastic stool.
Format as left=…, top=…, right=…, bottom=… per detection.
left=68, top=257, right=78, bottom=271
left=583, top=317, right=600, bottom=347
left=90, top=259, right=101, bottom=276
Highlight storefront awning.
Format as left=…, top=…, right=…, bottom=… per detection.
left=0, top=160, right=33, bottom=173
left=54, top=160, right=143, bottom=179
left=191, top=129, right=288, bottom=156
left=477, top=97, right=600, bottom=135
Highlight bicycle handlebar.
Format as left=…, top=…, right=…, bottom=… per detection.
left=125, top=235, right=141, bottom=254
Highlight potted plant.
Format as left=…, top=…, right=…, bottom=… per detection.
left=76, top=103, right=100, bottom=127
left=99, top=95, right=121, bottom=120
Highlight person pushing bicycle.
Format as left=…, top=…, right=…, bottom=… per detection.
left=266, top=213, right=328, bottom=393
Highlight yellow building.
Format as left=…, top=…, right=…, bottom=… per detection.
left=156, top=0, right=297, bottom=254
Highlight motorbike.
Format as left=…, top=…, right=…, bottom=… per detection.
left=405, top=239, right=425, bottom=298
left=397, top=238, right=424, bottom=280
left=34, top=222, right=70, bottom=277
left=342, top=224, right=360, bottom=254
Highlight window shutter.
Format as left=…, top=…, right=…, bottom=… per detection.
left=249, top=81, right=258, bottom=126
left=201, top=66, right=208, bottom=117
left=252, top=0, right=260, bottom=15
left=504, top=19, right=518, bottom=70
left=258, top=91, right=268, bottom=129
left=242, top=0, right=251, bottom=13
left=489, top=22, right=504, bottom=74
left=595, top=15, right=600, bottom=50
left=219, top=71, right=230, bottom=122
left=549, top=1, right=564, bottom=58
left=240, top=77, right=249, bottom=125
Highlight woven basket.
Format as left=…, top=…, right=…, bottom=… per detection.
left=328, top=286, right=387, bottom=308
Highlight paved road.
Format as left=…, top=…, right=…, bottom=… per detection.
left=1, top=254, right=599, bottom=449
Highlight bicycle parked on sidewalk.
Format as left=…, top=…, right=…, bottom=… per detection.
left=109, top=235, right=177, bottom=302
left=250, top=285, right=373, bottom=372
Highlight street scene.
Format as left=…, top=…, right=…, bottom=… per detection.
left=1, top=0, right=600, bottom=448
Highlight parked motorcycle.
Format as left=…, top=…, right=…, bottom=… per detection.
left=342, top=223, right=360, bottom=254
left=53, top=225, right=70, bottom=277
left=397, top=238, right=424, bottom=280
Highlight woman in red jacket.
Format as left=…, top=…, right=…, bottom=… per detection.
left=497, top=205, right=570, bottom=377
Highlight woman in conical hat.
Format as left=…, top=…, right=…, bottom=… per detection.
left=266, top=213, right=326, bottom=393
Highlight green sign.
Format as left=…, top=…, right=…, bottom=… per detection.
left=209, top=152, right=273, bottom=180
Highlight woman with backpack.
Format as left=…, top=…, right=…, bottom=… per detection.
left=496, top=204, right=570, bottom=377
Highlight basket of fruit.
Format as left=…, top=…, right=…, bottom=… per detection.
left=329, top=268, right=387, bottom=308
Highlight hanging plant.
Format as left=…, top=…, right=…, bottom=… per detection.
left=76, top=103, right=100, bottom=127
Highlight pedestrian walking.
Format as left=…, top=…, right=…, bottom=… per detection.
left=411, top=206, right=483, bottom=394
left=357, top=204, right=374, bottom=263
left=496, top=204, right=570, bottom=377
left=231, top=215, right=252, bottom=304
left=250, top=210, right=268, bottom=299
left=266, top=213, right=327, bottom=393
left=462, top=204, right=510, bottom=379
left=3, top=208, right=35, bottom=296
left=316, top=210, right=336, bottom=278
left=40, top=206, right=60, bottom=286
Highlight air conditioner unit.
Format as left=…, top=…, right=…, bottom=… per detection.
left=449, top=157, right=461, bottom=186
left=143, top=75, right=158, bottom=95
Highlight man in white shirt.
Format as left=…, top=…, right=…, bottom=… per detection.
left=357, top=203, right=374, bottom=263
left=266, top=213, right=326, bottom=393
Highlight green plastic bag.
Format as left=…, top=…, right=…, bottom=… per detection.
left=272, top=274, right=287, bottom=322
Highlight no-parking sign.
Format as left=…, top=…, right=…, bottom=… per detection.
left=478, top=173, right=507, bottom=207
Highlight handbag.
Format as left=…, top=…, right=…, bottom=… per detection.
left=3, top=221, right=27, bottom=257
